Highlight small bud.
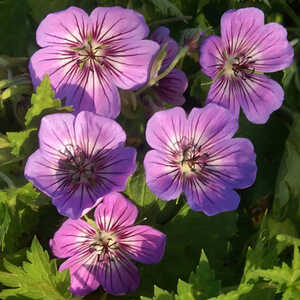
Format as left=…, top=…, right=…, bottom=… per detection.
left=180, top=28, right=204, bottom=53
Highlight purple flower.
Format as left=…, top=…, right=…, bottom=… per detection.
left=150, top=27, right=188, bottom=106
left=50, top=192, right=166, bottom=296
left=29, top=6, right=160, bottom=118
left=24, top=111, right=136, bottom=219
left=199, top=7, right=294, bottom=124
left=144, top=104, right=257, bottom=215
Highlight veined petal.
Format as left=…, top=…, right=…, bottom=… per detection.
left=145, top=107, right=187, bottom=154
left=107, top=40, right=160, bottom=90
left=36, top=6, right=89, bottom=47
left=187, top=103, right=238, bottom=150
left=74, top=111, right=126, bottom=154
left=99, top=250, right=140, bottom=295
left=52, top=184, right=102, bottom=219
left=94, top=147, right=137, bottom=194
left=199, top=35, right=224, bottom=78
left=249, top=23, right=294, bottom=73
left=150, top=26, right=178, bottom=70
left=118, top=225, right=166, bottom=264
left=94, top=192, right=138, bottom=232
left=237, top=74, right=284, bottom=124
left=37, top=113, right=76, bottom=153
left=220, top=8, right=264, bottom=56
left=63, top=67, right=121, bottom=118
left=90, top=6, right=149, bottom=43
left=183, top=178, right=240, bottom=215
left=206, top=76, right=241, bottom=118
left=206, top=138, right=257, bottom=189
left=154, top=68, right=187, bottom=106
left=59, top=252, right=101, bottom=297
left=50, top=219, right=96, bottom=258
left=24, top=149, right=62, bottom=197
left=144, top=150, right=183, bottom=201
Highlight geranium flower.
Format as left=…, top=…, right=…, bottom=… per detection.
left=29, top=6, right=159, bottom=118
left=50, top=192, right=166, bottom=296
left=199, top=7, right=293, bottom=124
left=144, top=104, right=257, bottom=215
left=150, top=27, right=188, bottom=106
left=24, top=111, right=136, bottom=219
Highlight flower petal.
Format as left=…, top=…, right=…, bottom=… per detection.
left=206, top=76, right=241, bottom=118
left=24, top=149, right=62, bottom=197
left=36, top=6, right=89, bottom=47
left=52, top=185, right=102, bottom=219
left=59, top=252, right=101, bottom=297
left=99, top=250, right=140, bottom=295
left=107, top=40, right=160, bottom=90
left=220, top=7, right=264, bottom=55
left=187, top=103, right=238, bottom=150
left=144, top=150, right=183, bottom=201
left=145, top=107, right=187, bottom=154
left=150, top=26, right=178, bottom=69
left=154, top=68, right=187, bottom=105
left=183, top=178, right=240, bottom=215
left=199, top=35, right=224, bottom=78
left=206, top=138, right=257, bottom=189
left=90, top=6, right=149, bottom=42
left=63, top=69, right=121, bottom=119
left=118, top=225, right=166, bottom=264
left=249, top=23, right=294, bottom=73
left=37, top=113, right=76, bottom=153
left=237, top=74, right=284, bottom=124
left=50, top=219, right=96, bottom=258
left=74, top=111, right=126, bottom=154
left=94, top=192, right=138, bottom=232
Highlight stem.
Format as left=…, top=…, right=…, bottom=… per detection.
left=136, top=47, right=188, bottom=96
left=0, top=171, right=15, bottom=188
left=150, top=16, right=192, bottom=26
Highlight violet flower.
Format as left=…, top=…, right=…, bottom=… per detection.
left=199, top=7, right=294, bottom=124
left=29, top=6, right=160, bottom=118
left=24, top=111, right=136, bottom=219
left=150, top=27, right=188, bottom=106
left=50, top=192, right=166, bottom=296
left=144, top=104, right=257, bottom=215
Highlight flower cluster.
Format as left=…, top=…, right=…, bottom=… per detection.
left=24, top=4, right=293, bottom=298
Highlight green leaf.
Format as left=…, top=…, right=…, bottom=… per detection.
left=124, top=171, right=167, bottom=223
left=0, top=196, right=11, bottom=250
left=25, top=75, right=73, bottom=128
left=6, top=128, right=37, bottom=157
left=141, top=285, right=174, bottom=300
left=138, top=204, right=236, bottom=295
left=0, top=236, right=71, bottom=300
left=148, top=0, right=184, bottom=18
left=189, top=250, right=221, bottom=299
left=175, top=280, right=193, bottom=300
left=273, top=116, right=300, bottom=218
left=0, top=183, right=40, bottom=252
left=208, top=284, right=254, bottom=300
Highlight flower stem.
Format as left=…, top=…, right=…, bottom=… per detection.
left=150, top=16, right=192, bottom=26
left=0, top=171, right=15, bottom=188
left=136, top=47, right=188, bottom=96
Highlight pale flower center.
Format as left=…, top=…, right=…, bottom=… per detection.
left=223, top=54, right=256, bottom=78
left=91, top=231, right=118, bottom=254
left=73, top=35, right=107, bottom=69
left=178, top=144, right=209, bottom=176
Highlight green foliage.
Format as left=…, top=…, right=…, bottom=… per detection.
left=25, top=75, right=73, bottom=128
left=273, top=115, right=300, bottom=219
left=6, top=75, right=72, bottom=158
left=124, top=170, right=167, bottom=223
left=0, top=183, right=40, bottom=252
left=148, top=0, right=184, bottom=18
left=0, top=236, right=71, bottom=299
